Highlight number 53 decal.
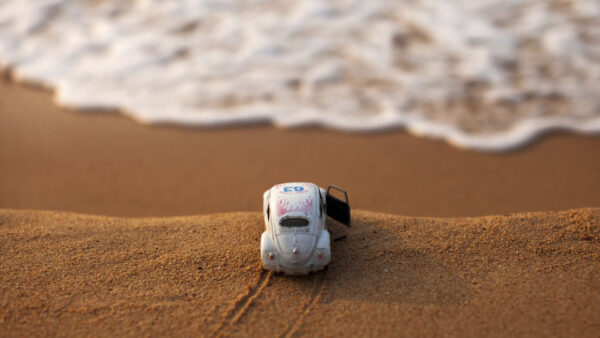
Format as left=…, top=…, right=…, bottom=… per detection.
left=283, top=186, right=304, bottom=192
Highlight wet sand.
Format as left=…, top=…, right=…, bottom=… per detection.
left=1, top=79, right=600, bottom=217
left=1, top=208, right=598, bottom=336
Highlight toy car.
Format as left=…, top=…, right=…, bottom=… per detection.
left=261, top=182, right=350, bottom=274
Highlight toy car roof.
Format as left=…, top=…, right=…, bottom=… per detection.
left=270, top=183, right=320, bottom=221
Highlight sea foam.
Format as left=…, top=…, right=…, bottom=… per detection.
left=0, top=0, right=599, bottom=150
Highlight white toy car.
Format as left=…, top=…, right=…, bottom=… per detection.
left=261, top=182, right=350, bottom=274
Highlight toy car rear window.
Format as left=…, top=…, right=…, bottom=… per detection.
left=280, top=218, right=309, bottom=227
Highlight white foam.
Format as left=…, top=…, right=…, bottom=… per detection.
left=0, top=0, right=598, bottom=151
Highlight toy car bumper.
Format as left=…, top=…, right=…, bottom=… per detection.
left=261, top=231, right=331, bottom=275
left=261, top=251, right=330, bottom=275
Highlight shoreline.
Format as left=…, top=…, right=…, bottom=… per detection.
left=2, top=0, right=599, bottom=153
left=5, top=70, right=600, bottom=153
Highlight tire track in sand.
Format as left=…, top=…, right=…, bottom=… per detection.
left=279, top=270, right=327, bottom=338
left=212, top=270, right=273, bottom=336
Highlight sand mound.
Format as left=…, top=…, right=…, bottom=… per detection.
left=1, top=208, right=599, bottom=336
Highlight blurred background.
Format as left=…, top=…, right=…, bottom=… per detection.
left=1, top=0, right=599, bottom=217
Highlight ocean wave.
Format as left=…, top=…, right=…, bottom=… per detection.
left=0, top=0, right=599, bottom=150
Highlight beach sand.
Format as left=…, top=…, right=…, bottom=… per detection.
left=1, top=79, right=600, bottom=218
left=1, top=208, right=598, bottom=336
left=2, top=2, right=600, bottom=335
left=2, top=73, right=600, bottom=336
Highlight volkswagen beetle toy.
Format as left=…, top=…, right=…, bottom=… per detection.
left=261, top=182, right=350, bottom=274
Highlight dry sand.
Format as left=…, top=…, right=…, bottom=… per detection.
left=1, top=208, right=599, bottom=336
left=1, top=79, right=600, bottom=218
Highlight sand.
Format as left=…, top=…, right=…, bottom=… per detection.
left=2, top=70, right=600, bottom=337
left=1, top=78, right=600, bottom=218
left=1, top=208, right=599, bottom=336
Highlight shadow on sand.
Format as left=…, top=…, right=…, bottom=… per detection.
left=312, top=218, right=471, bottom=306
